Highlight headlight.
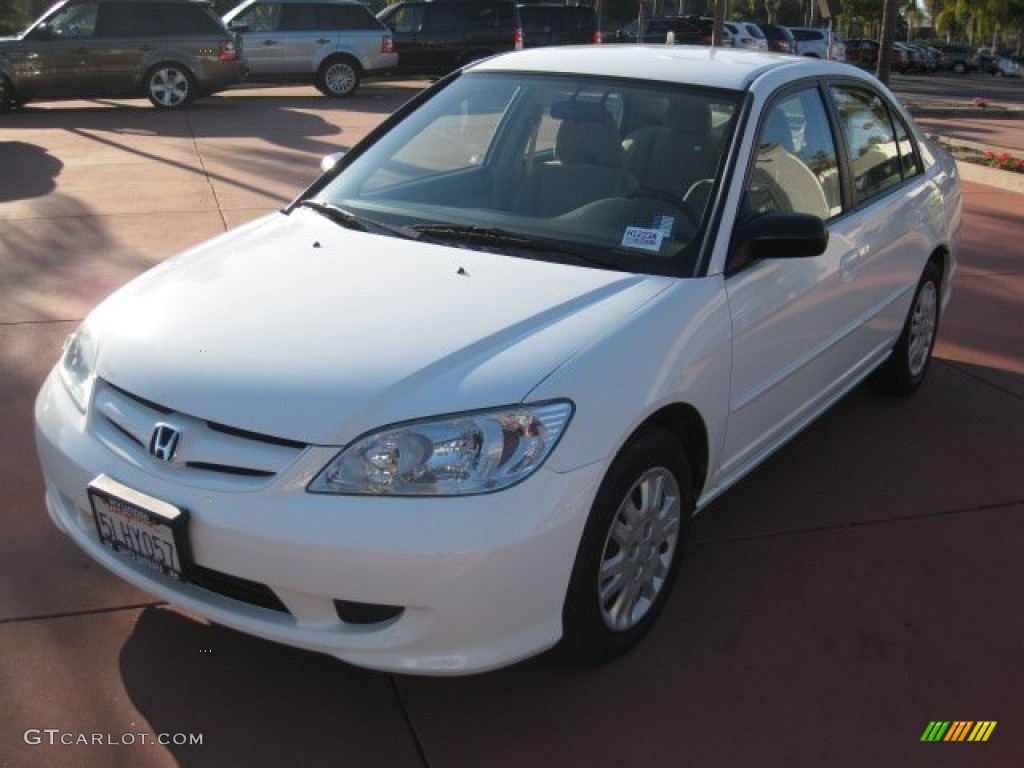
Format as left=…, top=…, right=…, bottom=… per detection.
left=59, top=325, right=98, bottom=412
left=308, top=401, right=573, bottom=496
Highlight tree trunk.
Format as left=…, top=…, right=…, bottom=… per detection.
left=875, top=0, right=899, bottom=86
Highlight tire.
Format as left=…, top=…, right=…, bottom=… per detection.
left=562, top=426, right=693, bottom=662
left=871, top=260, right=941, bottom=396
left=316, top=57, right=360, bottom=97
left=146, top=63, right=195, bottom=110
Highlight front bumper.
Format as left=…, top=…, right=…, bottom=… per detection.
left=35, top=368, right=603, bottom=675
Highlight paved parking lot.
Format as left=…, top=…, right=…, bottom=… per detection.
left=2, top=83, right=1023, bottom=767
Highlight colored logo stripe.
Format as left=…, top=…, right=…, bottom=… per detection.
left=921, top=721, right=949, bottom=741
left=968, top=721, right=997, bottom=742
left=921, top=721, right=996, bottom=742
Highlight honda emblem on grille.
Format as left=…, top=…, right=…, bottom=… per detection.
left=149, top=423, right=181, bottom=462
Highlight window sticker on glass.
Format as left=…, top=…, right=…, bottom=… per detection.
left=653, top=215, right=674, bottom=238
left=621, top=226, right=664, bottom=252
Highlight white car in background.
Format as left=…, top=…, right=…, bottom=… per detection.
left=724, top=20, right=768, bottom=49
left=787, top=25, right=846, bottom=61
left=36, top=46, right=961, bottom=675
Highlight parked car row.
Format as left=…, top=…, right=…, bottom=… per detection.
left=606, top=16, right=846, bottom=61
left=0, top=0, right=602, bottom=111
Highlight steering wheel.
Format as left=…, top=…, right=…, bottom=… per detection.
left=622, top=187, right=700, bottom=229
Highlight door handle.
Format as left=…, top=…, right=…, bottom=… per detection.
left=840, top=245, right=869, bottom=280
left=262, top=39, right=278, bottom=46
left=316, top=38, right=330, bottom=45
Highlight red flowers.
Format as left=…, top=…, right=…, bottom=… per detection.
left=984, top=150, right=1024, bottom=173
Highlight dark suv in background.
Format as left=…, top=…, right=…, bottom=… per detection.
left=517, top=4, right=599, bottom=47
left=0, top=0, right=245, bottom=111
left=377, top=0, right=522, bottom=75
left=607, top=15, right=715, bottom=45
left=931, top=42, right=976, bottom=73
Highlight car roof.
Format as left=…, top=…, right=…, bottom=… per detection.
left=469, top=45, right=858, bottom=92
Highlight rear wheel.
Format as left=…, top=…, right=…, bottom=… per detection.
left=146, top=63, right=195, bottom=109
left=316, top=57, right=360, bottom=97
left=872, top=260, right=941, bottom=396
left=562, top=426, right=693, bottom=662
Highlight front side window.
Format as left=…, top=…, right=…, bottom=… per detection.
left=41, top=3, right=99, bottom=39
left=235, top=3, right=281, bottom=32
left=311, top=72, right=740, bottom=277
left=743, top=87, right=840, bottom=221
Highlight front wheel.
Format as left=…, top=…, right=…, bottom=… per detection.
left=316, top=57, right=360, bottom=97
left=872, top=260, right=941, bottom=396
left=146, top=63, right=195, bottom=110
left=562, top=426, right=693, bottom=662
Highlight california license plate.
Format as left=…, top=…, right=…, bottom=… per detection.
left=88, top=475, right=190, bottom=579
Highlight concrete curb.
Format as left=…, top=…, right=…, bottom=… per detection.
left=955, top=159, right=1024, bottom=194
left=926, top=133, right=1024, bottom=195
left=906, top=104, right=1024, bottom=119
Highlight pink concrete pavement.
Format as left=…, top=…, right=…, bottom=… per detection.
left=1, top=87, right=1022, bottom=767
left=916, top=115, right=1024, bottom=153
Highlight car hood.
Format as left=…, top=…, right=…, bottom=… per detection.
left=90, top=209, right=671, bottom=445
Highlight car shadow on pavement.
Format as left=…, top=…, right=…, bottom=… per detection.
left=0, top=141, right=62, bottom=203
left=118, top=606, right=422, bottom=767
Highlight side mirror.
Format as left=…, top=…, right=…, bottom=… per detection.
left=319, top=151, right=345, bottom=174
left=228, top=20, right=249, bottom=33
left=727, top=213, right=829, bottom=275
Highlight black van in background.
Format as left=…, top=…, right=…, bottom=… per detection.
left=377, top=0, right=522, bottom=75
left=517, top=4, right=599, bottom=47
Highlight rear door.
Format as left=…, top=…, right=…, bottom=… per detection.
left=277, top=2, right=319, bottom=74
left=91, top=1, right=153, bottom=94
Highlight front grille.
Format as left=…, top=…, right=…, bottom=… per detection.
left=91, top=379, right=308, bottom=487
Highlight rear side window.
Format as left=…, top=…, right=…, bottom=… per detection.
left=319, top=4, right=382, bottom=30
left=153, top=3, right=225, bottom=35
left=95, top=1, right=224, bottom=36
left=830, top=85, right=911, bottom=205
left=279, top=3, right=318, bottom=31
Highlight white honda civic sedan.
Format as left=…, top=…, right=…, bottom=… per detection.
left=35, top=46, right=961, bottom=675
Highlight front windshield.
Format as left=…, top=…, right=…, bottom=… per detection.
left=314, top=71, right=740, bottom=277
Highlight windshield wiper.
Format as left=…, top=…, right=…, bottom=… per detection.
left=299, top=200, right=368, bottom=231
left=298, top=200, right=416, bottom=240
left=412, top=224, right=619, bottom=269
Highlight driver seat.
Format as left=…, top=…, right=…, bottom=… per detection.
left=513, top=101, right=631, bottom=217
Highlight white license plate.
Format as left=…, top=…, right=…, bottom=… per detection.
left=88, top=475, right=190, bottom=579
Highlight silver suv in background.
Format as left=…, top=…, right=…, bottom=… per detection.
left=787, top=26, right=845, bottom=61
left=0, top=0, right=245, bottom=111
left=223, top=0, right=397, bottom=96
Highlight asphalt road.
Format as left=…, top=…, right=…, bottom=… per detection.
left=1, top=82, right=1023, bottom=767
left=890, top=70, right=1024, bottom=106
